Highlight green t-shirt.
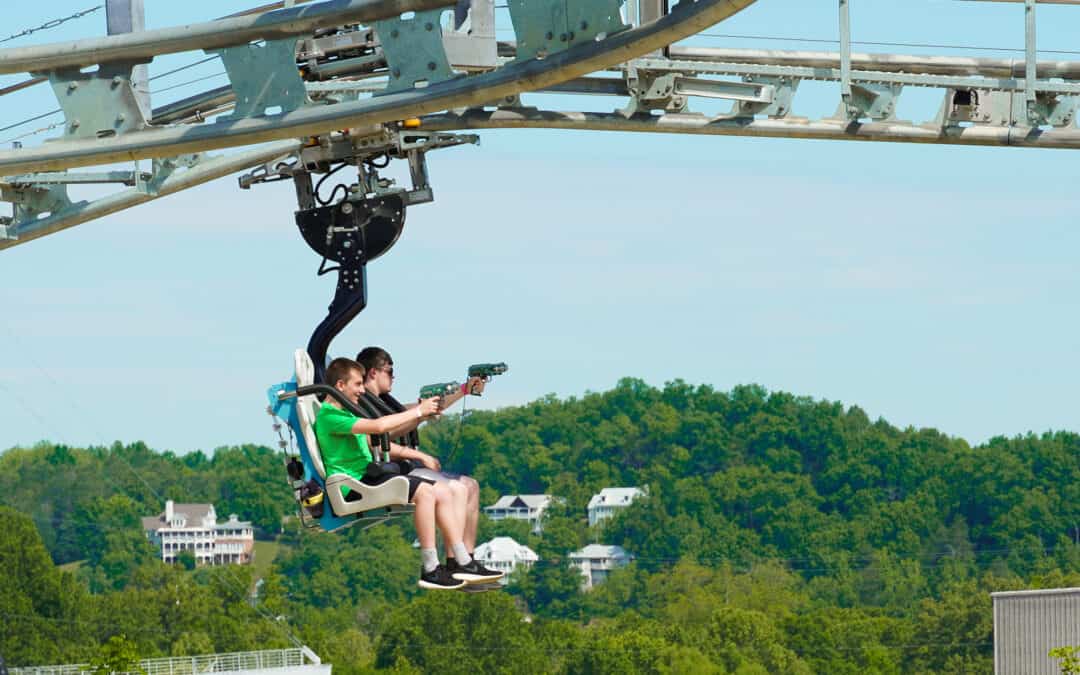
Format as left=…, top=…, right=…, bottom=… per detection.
left=314, top=402, right=374, bottom=497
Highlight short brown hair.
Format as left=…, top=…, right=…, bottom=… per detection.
left=325, top=357, right=364, bottom=389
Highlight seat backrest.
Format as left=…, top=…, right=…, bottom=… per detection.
left=294, top=349, right=327, bottom=480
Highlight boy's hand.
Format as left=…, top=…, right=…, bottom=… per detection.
left=417, top=397, right=440, bottom=417
left=466, top=375, right=487, bottom=396
left=418, top=452, right=441, bottom=471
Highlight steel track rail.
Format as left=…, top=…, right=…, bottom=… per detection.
left=0, top=0, right=757, bottom=176
left=417, top=108, right=1080, bottom=149
left=0, top=141, right=302, bottom=251
left=666, top=46, right=1080, bottom=80
left=0, top=0, right=452, bottom=75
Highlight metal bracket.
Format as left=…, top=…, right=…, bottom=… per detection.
left=833, top=82, right=902, bottom=121
left=374, top=9, right=455, bottom=95
left=214, top=38, right=307, bottom=119
left=0, top=182, right=77, bottom=239
left=41, top=63, right=149, bottom=140
left=622, top=69, right=686, bottom=115
left=442, top=0, right=497, bottom=71
left=933, top=88, right=1075, bottom=128
left=736, top=76, right=798, bottom=118
left=141, top=154, right=203, bottom=195
left=508, top=0, right=628, bottom=61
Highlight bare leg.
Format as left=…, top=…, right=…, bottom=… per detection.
left=434, top=481, right=465, bottom=549
left=412, top=483, right=436, bottom=550
left=460, top=476, right=480, bottom=552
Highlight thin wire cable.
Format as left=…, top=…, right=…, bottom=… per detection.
left=149, top=55, right=221, bottom=82
left=0, top=6, right=103, bottom=45
left=152, top=71, right=229, bottom=96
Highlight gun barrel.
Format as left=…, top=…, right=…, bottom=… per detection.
left=468, top=362, right=508, bottom=378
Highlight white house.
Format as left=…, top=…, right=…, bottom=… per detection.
left=142, top=500, right=255, bottom=566
left=472, top=536, right=539, bottom=585
left=484, top=494, right=557, bottom=533
left=569, top=544, right=633, bottom=589
left=587, top=487, right=646, bottom=526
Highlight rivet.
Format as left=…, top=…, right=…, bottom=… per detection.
left=111, top=75, right=123, bottom=87
left=580, top=21, right=588, bottom=30
left=391, top=29, right=399, bottom=38
left=392, top=68, right=401, bottom=78
left=425, top=22, right=433, bottom=31
left=67, top=82, right=78, bottom=91
left=568, top=31, right=575, bottom=40
left=545, top=31, right=553, bottom=40
left=427, top=61, right=436, bottom=71
left=559, top=33, right=567, bottom=42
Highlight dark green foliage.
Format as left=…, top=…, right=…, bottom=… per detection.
left=2, top=378, right=1079, bottom=672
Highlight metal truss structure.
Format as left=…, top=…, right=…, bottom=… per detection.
left=0, top=0, right=1077, bottom=251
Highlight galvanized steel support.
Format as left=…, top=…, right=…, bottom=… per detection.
left=0, top=0, right=759, bottom=176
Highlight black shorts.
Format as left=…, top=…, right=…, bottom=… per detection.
left=345, top=462, right=434, bottom=502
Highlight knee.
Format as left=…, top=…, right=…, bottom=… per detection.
left=433, top=482, right=453, bottom=502
left=463, top=476, right=479, bottom=496
left=413, top=483, right=433, bottom=504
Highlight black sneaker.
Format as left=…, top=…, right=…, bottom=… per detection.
left=418, top=564, right=467, bottom=590
left=446, top=557, right=505, bottom=584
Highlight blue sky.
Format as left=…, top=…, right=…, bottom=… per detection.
left=1, top=1, right=1078, bottom=453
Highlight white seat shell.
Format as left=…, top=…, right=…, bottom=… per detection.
left=294, top=349, right=411, bottom=516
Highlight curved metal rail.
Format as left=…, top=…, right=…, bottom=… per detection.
left=0, top=0, right=758, bottom=175
left=418, top=108, right=1080, bottom=150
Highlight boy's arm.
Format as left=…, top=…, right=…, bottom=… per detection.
left=435, top=376, right=487, bottom=411
left=350, top=398, right=438, bottom=435
left=387, top=442, right=441, bottom=471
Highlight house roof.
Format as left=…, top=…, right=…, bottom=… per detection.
left=587, top=487, right=645, bottom=510
left=142, top=503, right=214, bottom=531
left=474, top=536, right=539, bottom=563
left=485, top=494, right=553, bottom=510
left=570, top=544, right=632, bottom=560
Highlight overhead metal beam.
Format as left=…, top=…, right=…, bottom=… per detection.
left=0, top=140, right=301, bottom=250
left=0, top=0, right=759, bottom=175
left=0, top=0, right=455, bottom=75
left=666, top=46, right=1080, bottom=80
left=420, top=107, right=1080, bottom=148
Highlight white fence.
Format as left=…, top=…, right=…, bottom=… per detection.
left=10, top=647, right=322, bottom=675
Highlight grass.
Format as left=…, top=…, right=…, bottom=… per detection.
left=252, top=539, right=282, bottom=581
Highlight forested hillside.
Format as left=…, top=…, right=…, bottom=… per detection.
left=2, top=379, right=1079, bottom=673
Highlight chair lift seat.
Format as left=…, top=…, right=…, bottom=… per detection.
left=294, top=349, right=413, bottom=518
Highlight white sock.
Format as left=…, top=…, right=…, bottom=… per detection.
left=421, top=548, right=439, bottom=573
left=452, top=542, right=472, bottom=565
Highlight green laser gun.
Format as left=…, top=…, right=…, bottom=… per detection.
left=468, top=362, right=508, bottom=378
left=419, top=381, right=460, bottom=399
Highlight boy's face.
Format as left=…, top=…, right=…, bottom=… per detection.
left=370, top=362, right=394, bottom=395
left=336, top=369, right=366, bottom=404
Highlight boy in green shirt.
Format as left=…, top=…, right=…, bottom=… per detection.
left=315, top=357, right=501, bottom=589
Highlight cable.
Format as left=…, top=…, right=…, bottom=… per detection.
left=314, top=162, right=350, bottom=206
left=0, top=6, right=103, bottom=45
left=151, top=71, right=229, bottom=96
left=149, top=55, right=222, bottom=83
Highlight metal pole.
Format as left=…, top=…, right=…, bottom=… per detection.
left=106, top=0, right=150, bottom=119
left=839, top=0, right=852, bottom=105
left=1025, top=0, right=1037, bottom=106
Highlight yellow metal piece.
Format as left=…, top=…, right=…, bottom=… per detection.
left=402, top=118, right=422, bottom=128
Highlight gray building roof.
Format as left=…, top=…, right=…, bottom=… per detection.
left=486, top=494, right=554, bottom=510
left=141, top=502, right=214, bottom=531
left=587, top=487, right=645, bottom=510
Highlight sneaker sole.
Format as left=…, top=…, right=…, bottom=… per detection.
left=457, top=582, right=502, bottom=593
left=453, top=572, right=506, bottom=585
left=418, top=578, right=467, bottom=590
